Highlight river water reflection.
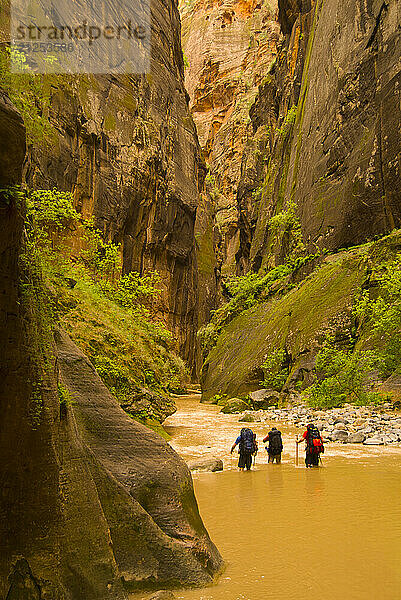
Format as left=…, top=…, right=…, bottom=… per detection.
left=162, top=396, right=401, bottom=600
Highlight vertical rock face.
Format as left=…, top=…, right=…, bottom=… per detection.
left=24, top=0, right=205, bottom=369
left=199, top=0, right=401, bottom=398
left=181, top=0, right=280, bottom=331
left=0, top=93, right=223, bottom=599
left=240, top=0, right=401, bottom=270
left=189, top=0, right=401, bottom=306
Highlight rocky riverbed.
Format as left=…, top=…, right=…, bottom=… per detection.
left=238, top=404, right=401, bottom=446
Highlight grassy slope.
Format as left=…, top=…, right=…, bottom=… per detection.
left=48, top=259, right=187, bottom=436
left=201, top=232, right=401, bottom=401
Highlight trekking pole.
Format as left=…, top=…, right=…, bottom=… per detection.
left=295, top=437, right=299, bottom=467
left=319, top=454, right=323, bottom=467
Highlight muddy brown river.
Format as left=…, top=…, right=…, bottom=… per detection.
left=142, top=395, right=401, bottom=600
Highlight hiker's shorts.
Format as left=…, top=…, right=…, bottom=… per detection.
left=238, top=451, right=252, bottom=470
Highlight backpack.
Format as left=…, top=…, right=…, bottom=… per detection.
left=308, top=426, right=324, bottom=454
left=240, top=428, right=255, bottom=453
left=268, top=429, right=283, bottom=454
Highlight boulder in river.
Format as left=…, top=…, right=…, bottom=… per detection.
left=347, top=432, right=366, bottom=444
left=363, top=437, right=384, bottom=445
left=249, top=389, right=280, bottom=410
left=187, top=458, right=223, bottom=472
left=221, top=398, right=249, bottom=413
left=239, top=411, right=261, bottom=422
left=331, top=429, right=349, bottom=442
left=150, top=591, right=176, bottom=600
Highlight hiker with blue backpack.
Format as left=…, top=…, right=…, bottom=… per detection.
left=230, top=428, right=258, bottom=471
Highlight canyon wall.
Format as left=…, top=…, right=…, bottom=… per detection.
left=0, top=94, right=223, bottom=597
left=240, top=0, right=401, bottom=272
left=21, top=0, right=204, bottom=369
left=185, top=0, right=401, bottom=293
left=200, top=0, right=401, bottom=398
left=181, top=0, right=280, bottom=330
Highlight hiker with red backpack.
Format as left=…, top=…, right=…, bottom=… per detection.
left=263, top=427, right=283, bottom=463
left=297, top=423, right=324, bottom=467
left=230, top=428, right=258, bottom=471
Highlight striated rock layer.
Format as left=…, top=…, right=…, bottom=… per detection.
left=238, top=0, right=401, bottom=271
left=22, top=0, right=205, bottom=370
left=181, top=0, right=280, bottom=334
left=0, top=93, right=223, bottom=599
left=200, top=0, right=401, bottom=398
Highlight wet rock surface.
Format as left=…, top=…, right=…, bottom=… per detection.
left=221, top=398, right=250, bottom=414
left=250, top=389, right=281, bottom=410
left=187, top=458, right=224, bottom=472
left=121, top=388, right=177, bottom=423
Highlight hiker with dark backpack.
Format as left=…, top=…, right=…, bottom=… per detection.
left=230, top=428, right=257, bottom=471
left=297, top=423, right=324, bottom=467
left=263, top=427, right=283, bottom=463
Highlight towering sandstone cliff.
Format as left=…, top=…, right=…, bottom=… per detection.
left=239, top=0, right=401, bottom=271
left=0, top=90, right=222, bottom=599
left=20, top=0, right=204, bottom=369
left=199, top=0, right=401, bottom=398
left=184, top=0, right=401, bottom=295
left=180, top=0, right=280, bottom=327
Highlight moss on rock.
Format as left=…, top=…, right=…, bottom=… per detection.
left=201, top=247, right=368, bottom=400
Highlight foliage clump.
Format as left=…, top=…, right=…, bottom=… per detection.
left=302, top=252, right=401, bottom=408
left=353, top=254, right=401, bottom=376
left=268, top=200, right=305, bottom=259
left=261, top=349, right=289, bottom=391
left=16, top=186, right=186, bottom=426
left=303, top=337, right=383, bottom=408
left=0, top=48, right=54, bottom=144
left=198, top=252, right=318, bottom=357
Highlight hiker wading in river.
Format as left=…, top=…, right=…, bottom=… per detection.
left=263, top=426, right=283, bottom=463
left=230, top=428, right=258, bottom=471
left=297, top=423, right=324, bottom=467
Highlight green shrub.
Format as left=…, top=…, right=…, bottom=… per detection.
left=197, top=322, right=219, bottom=356
left=81, top=219, right=121, bottom=286
left=303, top=337, right=384, bottom=408
left=261, top=349, right=288, bottom=391
left=58, top=382, right=74, bottom=410
left=112, top=270, right=162, bottom=311
left=353, top=254, right=401, bottom=375
left=0, top=47, right=55, bottom=144
left=275, top=105, right=297, bottom=139
left=27, top=189, right=80, bottom=243
left=268, top=200, right=305, bottom=257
